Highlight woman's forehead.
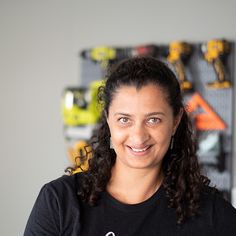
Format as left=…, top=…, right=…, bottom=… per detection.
left=109, top=84, right=171, bottom=112
left=111, top=84, right=167, bottom=100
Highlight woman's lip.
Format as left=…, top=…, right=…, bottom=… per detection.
left=126, top=145, right=152, bottom=155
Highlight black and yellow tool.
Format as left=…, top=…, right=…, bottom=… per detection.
left=167, top=41, right=193, bottom=91
left=81, top=46, right=117, bottom=69
left=201, top=39, right=231, bottom=89
left=67, top=140, right=92, bottom=174
left=62, top=80, right=104, bottom=126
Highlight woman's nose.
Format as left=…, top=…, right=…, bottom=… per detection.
left=130, top=123, right=150, bottom=145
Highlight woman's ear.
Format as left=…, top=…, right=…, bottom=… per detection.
left=172, top=108, right=184, bottom=135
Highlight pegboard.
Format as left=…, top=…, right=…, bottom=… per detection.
left=63, top=40, right=234, bottom=200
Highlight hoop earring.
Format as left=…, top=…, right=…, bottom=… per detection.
left=170, top=136, right=174, bottom=150
left=110, top=137, right=114, bottom=149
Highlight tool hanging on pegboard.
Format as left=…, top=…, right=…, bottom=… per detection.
left=167, top=41, right=193, bottom=92
left=201, top=39, right=231, bottom=89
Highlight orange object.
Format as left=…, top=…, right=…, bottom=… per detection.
left=67, top=140, right=92, bottom=173
left=186, top=93, right=226, bottom=130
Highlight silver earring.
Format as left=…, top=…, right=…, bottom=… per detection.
left=110, top=137, right=113, bottom=149
left=170, top=136, right=174, bottom=150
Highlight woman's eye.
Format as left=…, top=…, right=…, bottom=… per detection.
left=147, top=117, right=160, bottom=124
left=118, top=117, right=129, bottom=124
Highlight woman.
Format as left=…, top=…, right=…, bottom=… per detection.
left=24, top=57, right=236, bottom=236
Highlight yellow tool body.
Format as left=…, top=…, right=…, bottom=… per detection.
left=202, top=40, right=231, bottom=89
left=62, top=80, right=104, bottom=126
left=167, top=41, right=192, bottom=91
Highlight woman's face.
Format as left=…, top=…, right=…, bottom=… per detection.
left=106, top=83, right=182, bottom=171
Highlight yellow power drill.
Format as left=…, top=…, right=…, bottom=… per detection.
left=167, top=41, right=193, bottom=91
left=201, top=39, right=231, bottom=89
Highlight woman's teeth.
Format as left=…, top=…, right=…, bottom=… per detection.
left=130, top=146, right=149, bottom=152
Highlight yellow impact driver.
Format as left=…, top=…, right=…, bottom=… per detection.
left=201, top=39, right=231, bottom=89
left=167, top=41, right=192, bottom=92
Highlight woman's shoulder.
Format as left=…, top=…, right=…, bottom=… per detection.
left=201, top=186, right=230, bottom=206
left=201, top=186, right=232, bottom=205
left=41, top=172, right=85, bottom=198
left=24, top=173, right=85, bottom=235
left=178, top=186, right=236, bottom=235
left=200, top=186, right=236, bottom=223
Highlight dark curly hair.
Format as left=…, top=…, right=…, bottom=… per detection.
left=76, top=56, right=211, bottom=224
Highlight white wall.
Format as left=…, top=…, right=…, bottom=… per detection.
left=0, top=0, right=236, bottom=235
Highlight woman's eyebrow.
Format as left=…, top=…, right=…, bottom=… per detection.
left=114, top=112, right=132, bottom=117
left=146, top=112, right=165, bottom=117
left=113, top=112, right=165, bottom=117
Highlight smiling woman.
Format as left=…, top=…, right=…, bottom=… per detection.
left=24, top=57, right=236, bottom=236
left=106, top=84, right=182, bottom=172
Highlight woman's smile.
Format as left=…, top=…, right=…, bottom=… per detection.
left=126, top=144, right=152, bottom=156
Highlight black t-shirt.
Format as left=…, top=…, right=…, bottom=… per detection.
left=24, top=173, right=236, bottom=236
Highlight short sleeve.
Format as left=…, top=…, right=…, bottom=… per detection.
left=23, top=184, right=60, bottom=236
left=213, top=194, right=236, bottom=235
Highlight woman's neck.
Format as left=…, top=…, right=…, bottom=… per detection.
left=106, top=164, right=164, bottom=204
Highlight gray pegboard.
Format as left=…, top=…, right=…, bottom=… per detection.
left=79, top=41, right=234, bottom=199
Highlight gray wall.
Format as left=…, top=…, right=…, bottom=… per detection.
left=1, top=0, right=236, bottom=235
